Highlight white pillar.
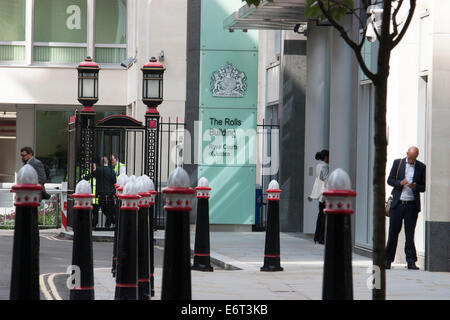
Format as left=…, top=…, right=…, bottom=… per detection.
left=25, top=0, right=34, bottom=65
left=329, top=15, right=356, bottom=176
left=303, top=22, right=331, bottom=233
left=87, top=0, right=96, bottom=58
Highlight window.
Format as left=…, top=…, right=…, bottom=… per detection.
left=33, top=0, right=87, bottom=63
left=95, top=0, right=127, bottom=64
left=0, top=0, right=26, bottom=62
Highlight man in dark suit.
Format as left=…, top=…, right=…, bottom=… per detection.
left=386, top=146, right=426, bottom=270
left=20, top=146, right=50, bottom=200
left=91, top=157, right=117, bottom=228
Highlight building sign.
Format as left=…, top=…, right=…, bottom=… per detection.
left=200, top=109, right=256, bottom=166
left=210, top=62, right=247, bottom=97
left=199, top=0, right=258, bottom=226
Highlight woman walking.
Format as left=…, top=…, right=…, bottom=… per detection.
left=308, top=150, right=329, bottom=244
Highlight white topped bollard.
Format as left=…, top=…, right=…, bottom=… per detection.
left=161, top=167, right=195, bottom=300
left=321, top=168, right=356, bottom=300
left=261, top=180, right=283, bottom=272
left=10, top=164, right=43, bottom=300
left=192, top=177, right=213, bottom=272
left=115, top=180, right=140, bottom=300
left=70, top=180, right=95, bottom=300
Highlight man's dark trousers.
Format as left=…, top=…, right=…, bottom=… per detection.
left=386, top=201, right=419, bottom=264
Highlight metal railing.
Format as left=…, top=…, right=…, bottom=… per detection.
left=0, top=187, right=61, bottom=229
left=254, top=119, right=280, bottom=231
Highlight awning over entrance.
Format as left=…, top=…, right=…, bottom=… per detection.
left=224, top=0, right=308, bottom=31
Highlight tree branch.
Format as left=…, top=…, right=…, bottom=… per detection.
left=391, top=0, right=416, bottom=49
left=317, top=0, right=377, bottom=82
left=391, top=0, right=405, bottom=40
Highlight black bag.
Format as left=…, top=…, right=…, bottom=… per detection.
left=385, top=159, right=403, bottom=217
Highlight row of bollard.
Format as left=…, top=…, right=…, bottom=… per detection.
left=9, top=164, right=355, bottom=300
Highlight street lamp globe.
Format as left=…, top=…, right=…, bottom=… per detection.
left=141, top=57, right=165, bottom=114
left=77, top=56, right=100, bottom=112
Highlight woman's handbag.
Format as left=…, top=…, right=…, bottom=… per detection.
left=310, top=176, right=325, bottom=201
left=385, top=159, right=403, bottom=217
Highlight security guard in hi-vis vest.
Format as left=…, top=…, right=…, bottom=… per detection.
left=90, top=168, right=99, bottom=228
left=111, top=154, right=125, bottom=226
left=84, top=158, right=116, bottom=228
left=82, top=165, right=99, bottom=228
left=111, top=154, right=126, bottom=177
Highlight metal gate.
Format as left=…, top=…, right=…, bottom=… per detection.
left=67, top=112, right=185, bottom=231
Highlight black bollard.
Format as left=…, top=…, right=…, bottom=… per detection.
left=192, top=177, right=213, bottom=272
left=261, top=180, right=283, bottom=272
left=112, top=175, right=128, bottom=278
left=114, top=181, right=139, bottom=300
left=161, top=168, right=195, bottom=300
left=321, top=168, right=356, bottom=300
left=137, top=177, right=152, bottom=300
left=10, top=165, right=42, bottom=300
left=149, top=189, right=157, bottom=297
left=70, top=180, right=95, bottom=300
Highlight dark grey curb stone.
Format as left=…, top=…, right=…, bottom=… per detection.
left=58, top=231, right=240, bottom=271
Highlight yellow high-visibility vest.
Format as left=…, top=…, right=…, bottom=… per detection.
left=113, top=162, right=126, bottom=177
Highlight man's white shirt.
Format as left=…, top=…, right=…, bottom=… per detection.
left=400, top=161, right=415, bottom=201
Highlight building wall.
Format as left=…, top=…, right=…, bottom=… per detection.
left=0, top=0, right=188, bottom=186
left=353, top=0, right=449, bottom=271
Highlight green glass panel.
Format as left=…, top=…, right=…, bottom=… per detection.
left=198, top=165, right=255, bottom=224
left=201, top=0, right=258, bottom=51
left=33, top=46, right=86, bottom=63
left=95, top=47, right=126, bottom=64
left=34, top=0, right=87, bottom=43
left=0, top=45, right=25, bottom=61
left=95, top=0, right=127, bottom=44
left=199, top=108, right=256, bottom=166
left=0, top=0, right=26, bottom=41
left=200, top=50, right=258, bottom=109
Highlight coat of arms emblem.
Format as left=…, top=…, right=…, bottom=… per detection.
left=210, top=62, right=247, bottom=97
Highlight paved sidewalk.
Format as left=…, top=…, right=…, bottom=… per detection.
left=74, top=230, right=449, bottom=300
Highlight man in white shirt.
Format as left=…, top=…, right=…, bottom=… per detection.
left=386, top=146, right=426, bottom=270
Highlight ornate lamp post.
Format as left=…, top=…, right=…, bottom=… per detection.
left=142, top=57, right=165, bottom=187
left=71, top=57, right=99, bottom=230
left=77, top=56, right=100, bottom=113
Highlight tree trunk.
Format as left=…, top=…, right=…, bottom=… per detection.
left=372, top=56, right=390, bottom=300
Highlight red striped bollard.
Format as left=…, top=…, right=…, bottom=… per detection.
left=136, top=177, right=152, bottom=300
left=321, top=168, right=356, bottom=300
left=70, top=180, right=95, bottom=300
left=192, top=177, right=213, bottom=272
left=161, top=168, right=195, bottom=300
left=10, top=164, right=42, bottom=300
left=261, top=180, right=283, bottom=272
left=114, top=180, right=139, bottom=300
left=112, top=173, right=129, bottom=278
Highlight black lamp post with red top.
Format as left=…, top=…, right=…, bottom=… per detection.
left=142, top=57, right=165, bottom=190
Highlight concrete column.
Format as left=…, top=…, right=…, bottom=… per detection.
left=303, top=22, right=331, bottom=233
left=87, top=0, right=96, bottom=58
left=328, top=15, right=356, bottom=177
left=278, top=31, right=307, bottom=232
left=15, top=105, right=35, bottom=172
left=425, top=0, right=450, bottom=272
left=25, top=0, right=34, bottom=65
